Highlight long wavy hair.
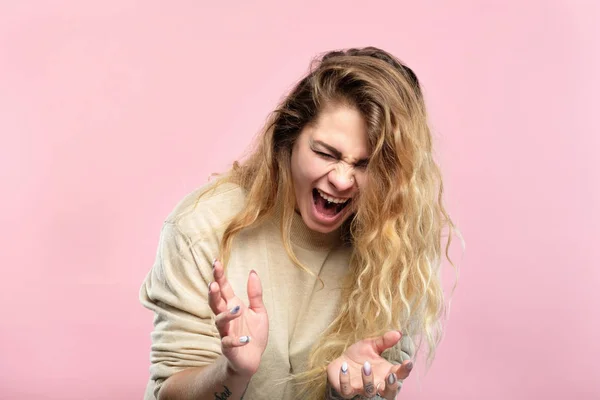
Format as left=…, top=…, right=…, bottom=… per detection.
left=209, top=46, right=458, bottom=398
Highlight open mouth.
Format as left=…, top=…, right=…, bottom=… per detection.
left=312, top=188, right=351, bottom=217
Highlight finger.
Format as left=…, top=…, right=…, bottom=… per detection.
left=361, top=361, right=376, bottom=398
left=247, top=270, right=266, bottom=312
left=372, top=330, right=402, bottom=355
left=395, top=360, right=414, bottom=380
left=338, top=362, right=355, bottom=398
left=221, top=335, right=251, bottom=349
left=214, top=305, right=243, bottom=336
left=213, top=259, right=236, bottom=301
left=208, top=281, right=228, bottom=315
left=380, top=368, right=401, bottom=400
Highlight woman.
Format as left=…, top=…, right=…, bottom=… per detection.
left=140, top=46, right=456, bottom=399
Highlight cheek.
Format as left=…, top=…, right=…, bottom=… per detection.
left=290, top=149, right=306, bottom=182
left=303, top=162, right=326, bottom=181
left=355, top=171, right=369, bottom=189
left=292, top=158, right=313, bottom=191
left=296, top=154, right=329, bottom=183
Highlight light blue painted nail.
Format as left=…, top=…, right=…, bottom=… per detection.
left=230, top=305, right=240, bottom=314
left=239, top=336, right=250, bottom=343
left=387, top=372, right=397, bottom=385
left=363, top=361, right=372, bottom=376
left=341, top=362, right=348, bottom=374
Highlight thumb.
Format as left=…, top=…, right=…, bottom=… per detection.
left=372, top=330, right=402, bottom=355
left=247, top=269, right=266, bottom=313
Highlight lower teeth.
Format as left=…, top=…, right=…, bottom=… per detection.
left=313, top=189, right=349, bottom=215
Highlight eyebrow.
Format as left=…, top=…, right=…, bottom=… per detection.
left=311, top=139, right=370, bottom=165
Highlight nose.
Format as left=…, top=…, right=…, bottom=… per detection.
left=328, top=164, right=355, bottom=192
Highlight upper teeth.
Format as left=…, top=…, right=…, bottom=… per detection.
left=317, top=189, right=349, bottom=204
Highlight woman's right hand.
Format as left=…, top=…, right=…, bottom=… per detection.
left=208, top=260, right=269, bottom=378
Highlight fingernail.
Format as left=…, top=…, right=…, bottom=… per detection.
left=341, top=362, right=348, bottom=374
left=250, top=269, right=257, bottom=276
left=208, top=281, right=213, bottom=293
left=212, top=259, right=218, bottom=268
left=406, top=361, right=413, bottom=371
left=363, top=361, right=372, bottom=376
left=230, top=305, right=240, bottom=314
left=387, top=372, right=397, bottom=385
left=239, top=336, right=250, bottom=343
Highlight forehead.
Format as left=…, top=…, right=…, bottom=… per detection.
left=308, top=104, right=370, bottom=154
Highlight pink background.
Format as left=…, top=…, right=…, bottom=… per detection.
left=1, top=1, right=599, bottom=399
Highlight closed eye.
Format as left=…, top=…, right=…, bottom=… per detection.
left=314, top=150, right=336, bottom=160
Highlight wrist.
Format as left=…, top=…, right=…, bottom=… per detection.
left=222, top=356, right=256, bottom=382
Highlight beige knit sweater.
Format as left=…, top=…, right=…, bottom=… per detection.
left=140, top=181, right=413, bottom=399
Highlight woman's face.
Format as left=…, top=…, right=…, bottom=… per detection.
left=290, top=103, right=370, bottom=233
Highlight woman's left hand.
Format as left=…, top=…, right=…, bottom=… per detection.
left=326, top=330, right=413, bottom=399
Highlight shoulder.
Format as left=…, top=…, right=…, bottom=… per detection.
left=164, top=178, right=247, bottom=239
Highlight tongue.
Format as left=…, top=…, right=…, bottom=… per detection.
left=315, top=195, right=339, bottom=217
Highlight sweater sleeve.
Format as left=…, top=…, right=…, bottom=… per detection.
left=139, top=221, right=221, bottom=399
left=388, top=333, right=415, bottom=364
